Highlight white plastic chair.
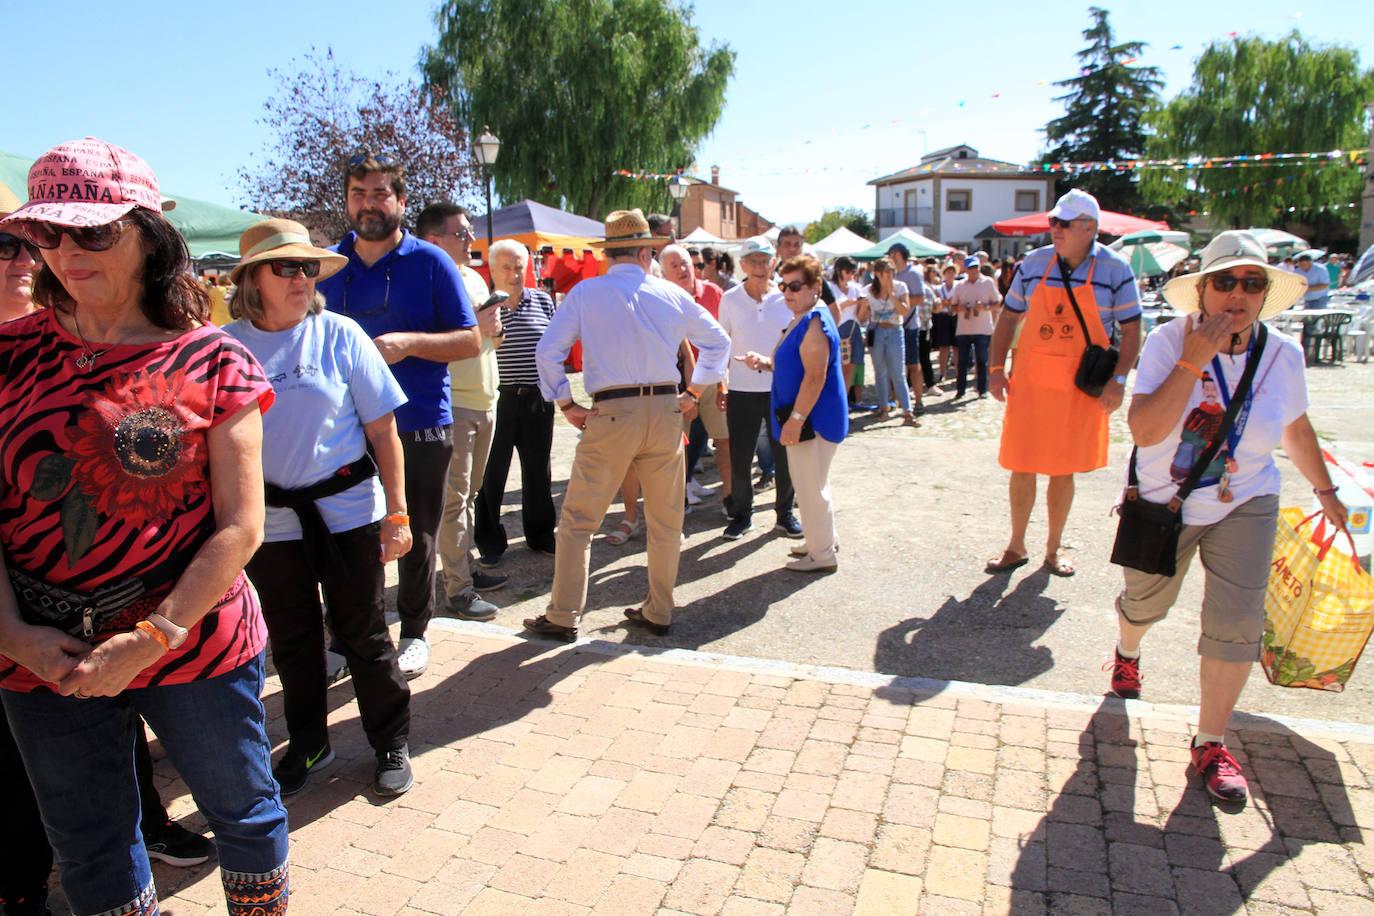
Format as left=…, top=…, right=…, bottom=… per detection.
left=1344, top=303, right=1372, bottom=363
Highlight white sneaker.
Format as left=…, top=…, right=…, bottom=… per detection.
left=687, top=479, right=712, bottom=502
left=785, top=554, right=838, bottom=573
left=396, top=637, right=429, bottom=680
left=685, top=487, right=702, bottom=506
left=325, top=649, right=350, bottom=684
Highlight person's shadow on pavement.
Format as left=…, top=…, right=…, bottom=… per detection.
left=873, top=569, right=1062, bottom=685
left=1005, top=697, right=1360, bottom=912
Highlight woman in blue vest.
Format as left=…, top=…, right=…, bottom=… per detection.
left=740, top=255, right=849, bottom=572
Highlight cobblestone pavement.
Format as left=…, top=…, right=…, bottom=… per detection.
left=98, top=625, right=1374, bottom=915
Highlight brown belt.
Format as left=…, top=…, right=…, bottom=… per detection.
left=591, top=384, right=679, bottom=403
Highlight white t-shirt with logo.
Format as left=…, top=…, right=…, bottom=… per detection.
left=1130, top=316, right=1308, bottom=526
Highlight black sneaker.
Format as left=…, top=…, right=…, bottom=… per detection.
left=753, top=472, right=774, bottom=492
left=448, top=588, right=498, bottom=622
left=477, top=552, right=502, bottom=569
left=774, top=514, right=803, bottom=539
left=375, top=745, right=414, bottom=797
left=722, top=518, right=753, bottom=540
left=144, top=818, right=215, bottom=867
left=472, top=571, right=508, bottom=592
left=273, top=742, right=335, bottom=797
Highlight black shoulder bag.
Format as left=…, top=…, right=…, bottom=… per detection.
left=1058, top=256, right=1120, bottom=397
left=1110, top=324, right=1268, bottom=576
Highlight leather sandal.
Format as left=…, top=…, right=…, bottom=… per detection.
left=606, top=518, right=643, bottom=546
left=984, top=551, right=1029, bottom=574
left=1043, top=554, right=1076, bottom=577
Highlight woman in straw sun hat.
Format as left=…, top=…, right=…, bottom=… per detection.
left=224, top=218, right=418, bottom=799
left=1107, top=229, right=1347, bottom=804
left=0, top=137, right=288, bottom=915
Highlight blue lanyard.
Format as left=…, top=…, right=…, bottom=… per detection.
left=1209, top=328, right=1257, bottom=458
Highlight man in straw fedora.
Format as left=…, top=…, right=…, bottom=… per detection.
left=527, top=209, right=730, bottom=641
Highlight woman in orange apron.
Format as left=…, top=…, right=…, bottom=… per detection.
left=985, top=200, right=1141, bottom=577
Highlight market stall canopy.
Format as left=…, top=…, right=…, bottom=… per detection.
left=1246, top=227, right=1309, bottom=254
left=681, top=227, right=728, bottom=246
left=1108, top=229, right=1192, bottom=249
left=993, top=209, right=1168, bottom=237
left=1352, top=243, right=1374, bottom=287
left=1, top=148, right=263, bottom=258
left=469, top=199, right=607, bottom=263
left=852, top=228, right=953, bottom=260
left=810, top=226, right=873, bottom=259
left=1125, top=241, right=1190, bottom=277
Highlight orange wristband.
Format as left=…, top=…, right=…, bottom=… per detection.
left=135, top=620, right=170, bottom=652
left=1175, top=359, right=1205, bottom=380
left=385, top=513, right=410, bottom=526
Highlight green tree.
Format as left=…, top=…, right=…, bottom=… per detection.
left=1141, top=33, right=1374, bottom=238
left=804, top=208, right=874, bottom=244
left=1038, top=7, right=1163, bottom=213
left=422, top=0, right=734, bottom=218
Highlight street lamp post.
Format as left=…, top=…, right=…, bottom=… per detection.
left=473, top=126, right=502, bottom=253
left=667, top=171, right=689, bottom=238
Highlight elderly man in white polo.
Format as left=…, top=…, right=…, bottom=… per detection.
left=526, top=210, right=730, bottom=641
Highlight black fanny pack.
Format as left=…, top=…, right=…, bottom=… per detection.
left=8, top=550, right=192, bottom=641
left=1110, top=324, right=1267, bottom=576
left=773, top=404, right=816, bottom=442
left=1058, top=256, right=1120, bottom=397
left=265, top=453, right=377, bottom=582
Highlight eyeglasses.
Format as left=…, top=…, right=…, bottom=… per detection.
left=342, top=268, right=391, bottom=318
left=1048, top=216, right=1089, bottom=230
left=267, top=259, right=322, bottom=279
left=441, top=226, right=476, bottom=241
left=1208, top=272, right=1269, bottom=294
left=22, top=219, right=131, bottom=252
left=778, top=279, right=811, bottom=292
left=346, top=151, right=397, bottom=169
left=0, top=232, right=39, bottom=261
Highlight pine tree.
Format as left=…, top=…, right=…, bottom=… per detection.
left=1039, top=7, right=1163, bottom=213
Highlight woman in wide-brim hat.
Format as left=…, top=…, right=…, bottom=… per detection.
left=223, top=218, right=419, bottom=799
left=1106, top=230, right=1346, bottom=805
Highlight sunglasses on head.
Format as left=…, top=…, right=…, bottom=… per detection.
left=0, top=232, right=39, bottom=261
left=778, top=279, right=811, bottom=292
left=1207, top=272, right=1269, bottom=294
left=23, top=219, right=131, bottom=252
left=346, top=151, right=397, bottom=169
left=267, top=259, right=322, bottom=279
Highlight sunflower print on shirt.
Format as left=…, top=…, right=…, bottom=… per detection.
left=0, top=310, right=275, bottom=691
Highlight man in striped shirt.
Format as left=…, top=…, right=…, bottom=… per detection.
left=473, top=240, right=559, bottom=566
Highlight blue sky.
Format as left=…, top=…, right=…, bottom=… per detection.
left=2, top=1, right=1369, bottom=227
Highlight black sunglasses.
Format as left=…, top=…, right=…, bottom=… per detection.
left=0, top=232, right=39, bottom=261
left=23, top=219, right=131, bottom=252
left=1207, top=272, right=1269, bottom=294
left=778, top=279, right=811, bottom=292
left=267, top=259, right=322, bottom=279
left=1048, top=216, right=1087, bottom=229
left=692, top=261, right=705, bottom=269
left=342, top=269, right=391, bottom=318
left=346, top=151, right=397, bottom=169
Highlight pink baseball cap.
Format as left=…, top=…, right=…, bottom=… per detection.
left=0, top=137, right=163, bottom=229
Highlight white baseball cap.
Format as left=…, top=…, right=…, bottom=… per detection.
left=737, top=236, right=775, bottom=258
left=1048, top=188, right=1101, bottom=224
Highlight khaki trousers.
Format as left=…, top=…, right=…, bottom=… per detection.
left=438, top=405, right=495, bottom=598
left=786, top=436, right=840, bottom=562
left=547, top=393, right=684, bottom=627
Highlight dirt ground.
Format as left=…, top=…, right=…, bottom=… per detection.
left=422, top=344, right=1374, bottom=726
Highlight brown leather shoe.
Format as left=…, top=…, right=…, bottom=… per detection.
left=522, top=615, right=577, bottom=642
left=623, top=608, right=671, bottom=636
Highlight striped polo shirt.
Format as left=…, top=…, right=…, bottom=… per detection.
left=1004, top=242, right=1142, bottom=335
left=496, top=287, right=557, bottom=386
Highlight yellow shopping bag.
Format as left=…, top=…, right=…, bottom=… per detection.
left=1261, top=508, right=1374, bottom=691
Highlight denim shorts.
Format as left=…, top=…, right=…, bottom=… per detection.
left=2, top=652, right=289, bottom=915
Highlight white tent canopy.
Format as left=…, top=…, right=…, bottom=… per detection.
left=680, top=227, right=728, bottom=246
left=810, top=226, right=873, bottom=259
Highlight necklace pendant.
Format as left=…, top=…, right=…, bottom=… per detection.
left=76, top=353, right=95, bottom=370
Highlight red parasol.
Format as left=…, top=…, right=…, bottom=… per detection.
left=992, top=210, right=1169, bottom=237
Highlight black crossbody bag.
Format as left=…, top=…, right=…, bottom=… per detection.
left=1110, top=324, right=1268, bottom=576
left=1058, top=256, right=1120, bottom=397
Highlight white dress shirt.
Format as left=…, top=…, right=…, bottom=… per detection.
left=718, top=282, right=794, bottom=393
left=537, top=263, right=730, bottom=403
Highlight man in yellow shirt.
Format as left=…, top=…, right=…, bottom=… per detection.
left=419, top=203, right=508, bottom=620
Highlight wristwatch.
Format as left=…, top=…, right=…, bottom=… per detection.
left=1112, top=374, right=1128, bottom=386
left=790, top=410, right=806, bottom=423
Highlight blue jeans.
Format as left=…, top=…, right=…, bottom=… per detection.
left=2, top=653, right=289, bottom=916
left=956, top=334, right=991, bottom=396
left=871, top=326, right=910, bottom=412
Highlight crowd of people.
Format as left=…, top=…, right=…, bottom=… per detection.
left=0, top=136, right=1355, bottom=914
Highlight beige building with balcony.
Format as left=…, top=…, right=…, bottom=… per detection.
left=868, top=145, right=1056, bottom=258
left=679, top=166, right=773, bottom=241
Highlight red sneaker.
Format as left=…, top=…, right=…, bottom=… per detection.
left=1105, top=650, right=1142, bottom=700
left=1190, top=741, right=1248, bottom=802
